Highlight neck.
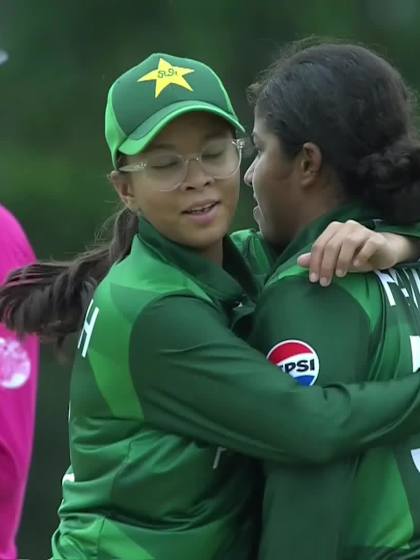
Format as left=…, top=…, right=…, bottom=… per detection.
left=196, top=240, right=224, bottom=266
left=293, top=190, right=349, bottom=241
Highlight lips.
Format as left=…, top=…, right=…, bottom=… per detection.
left=183, top=200, right=220, bottom=214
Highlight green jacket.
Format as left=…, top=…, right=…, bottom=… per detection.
left=249, top=204, right=420, bottom=560
left=52, top=216, right=420, bottom=560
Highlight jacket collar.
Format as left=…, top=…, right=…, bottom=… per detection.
left=137, top=217, right=260, bottom=306
left=272, top=204, right=379, bottom=272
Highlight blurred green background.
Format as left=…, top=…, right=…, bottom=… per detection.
left=1, top=0, right=420, bottom=556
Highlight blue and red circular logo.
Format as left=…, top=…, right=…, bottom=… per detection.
left=267, top=339, right=319, bottom=386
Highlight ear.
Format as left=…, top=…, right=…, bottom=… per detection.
left=109, top=170, right=137, bottom=211
left=299, top=142, right=322, bottom=188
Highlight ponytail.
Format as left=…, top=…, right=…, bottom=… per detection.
left=0, top=207, right=138, bottom=342
left=355, top=137, right=420, bottom=223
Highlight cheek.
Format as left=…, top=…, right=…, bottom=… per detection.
left=217, top=175, right=240, bottom=215
left=226, top=176, right=240, bottom=209
left=133, top=186, right=176, bottom=224
left=252, top=155, right=274, bottom=208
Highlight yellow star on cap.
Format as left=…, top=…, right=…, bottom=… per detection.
left=137, top=57, right=195, bottom=98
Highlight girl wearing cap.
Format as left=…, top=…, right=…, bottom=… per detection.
left=1, top=53, right=420, bottom=559
left=245, top=41, right=420, bottom=559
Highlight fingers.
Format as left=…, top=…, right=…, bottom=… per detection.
left=302, top=220, right=380, bottom=286
left=305, top=221, right=341, bottom=285
left=297, top=253, right=311, bottom=268
left=317, top=228, right=359, bottom=286
left=351, top=236, right=385, bottom=269
left=334, top=230, right=384, bottom=275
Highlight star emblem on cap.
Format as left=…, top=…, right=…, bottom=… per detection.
left=137, top=57, right=195, bottom=98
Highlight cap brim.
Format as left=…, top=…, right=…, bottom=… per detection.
left=118, top=100, right=246, bottom=158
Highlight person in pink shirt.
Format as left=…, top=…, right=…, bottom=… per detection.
left=0, top=205, right=39, bottom=560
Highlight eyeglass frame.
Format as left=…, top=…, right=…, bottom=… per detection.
left=117, top=137, right=249, bottom=191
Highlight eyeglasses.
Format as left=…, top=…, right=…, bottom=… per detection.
left=118, top=137, right=250, bottom=192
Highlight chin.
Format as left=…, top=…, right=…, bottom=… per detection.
left=195, top=225, right=228, bottom=247
left=183, top=220, right=230, bottom=251
left=257, top=221, right=282, bottom=245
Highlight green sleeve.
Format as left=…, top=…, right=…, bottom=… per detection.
left=260, top=460, right=356, bottom=560
left=131, top=294, right=420, bottom=464
left=373, top=219, right=420, bottom=239
left=250, top=276, right=372, bottom=386
left=251, top=277, right=367, bottom=560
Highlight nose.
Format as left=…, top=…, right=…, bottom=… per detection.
left=244, top=159, right=255, bottom=188
left=179, top=158, right=214, bottom=191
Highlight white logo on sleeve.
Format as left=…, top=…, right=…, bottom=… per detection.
left=0, top=336, right=31, bottom=389
left=410, top=449, right=420, bottom=473
left=267, top=339, right=320, bottom=386
left=77, top=299, right=100, bottom=358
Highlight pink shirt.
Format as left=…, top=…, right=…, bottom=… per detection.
left=0, top=206, right=38, bottom=560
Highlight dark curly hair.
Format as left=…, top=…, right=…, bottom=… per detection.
left=249, top=39, right=420, bottom=224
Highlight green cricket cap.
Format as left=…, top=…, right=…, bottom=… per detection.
left=105, top=52, right=245, bottom=168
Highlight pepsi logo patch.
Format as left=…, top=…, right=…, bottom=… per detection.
left=267, top=339, right=319, bottom=386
